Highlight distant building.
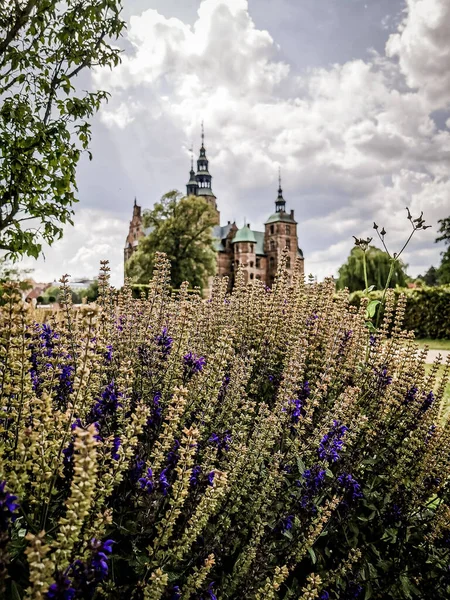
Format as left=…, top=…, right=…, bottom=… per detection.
left=124, top=127, right=304, bottom=287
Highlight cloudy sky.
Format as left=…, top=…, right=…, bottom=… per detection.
left=22, top=0, right=450, bottom=286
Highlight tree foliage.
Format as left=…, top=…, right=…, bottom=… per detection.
left=417, top=265, right=439, bottom=287
left=436, top=216, right=450, bottom=284
left=0, top=0, right=125, bottom=258
left=126, top=191, right=218, bottom=290
left=337, top=246, right=408, bottom=292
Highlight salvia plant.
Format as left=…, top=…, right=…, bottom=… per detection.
left=0, top=252, right=449, bottom=600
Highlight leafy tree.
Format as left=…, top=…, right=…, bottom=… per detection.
left=0, top=0, right=125, bottom=258
left=0, top=258, right=32, bottom=303
left=417, top=265, right=439, bottom=287
left=126, top=191, right=217, bottom=290
left=337, top=245, right=408, bottom=292
left=436, top=216, right=450, bottom=284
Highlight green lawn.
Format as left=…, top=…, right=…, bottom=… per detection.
left=416, top=338, right=450, bottom=351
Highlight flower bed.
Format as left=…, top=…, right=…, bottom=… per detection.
left=0, top=255, right=449, bottom=599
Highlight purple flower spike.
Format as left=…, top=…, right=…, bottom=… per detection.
left=159, top=468, right=170, bottom=496
left=138, top=467, right=154, bottom=493
left=0, top=480, right=19, bottom=531
left=318, top=420, right=348, bottom=463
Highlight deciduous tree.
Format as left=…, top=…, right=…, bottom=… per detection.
left=126, top=191, right=217, bottom=290
left=337, top=245, right=408, bottom=292
left=436, top=216, right=450, bottom=284
left=0, top=0, right=125, bottom=258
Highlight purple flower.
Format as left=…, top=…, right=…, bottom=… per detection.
left=208, top=431, right=232, bottom=452
left=130, top=459, right=145, bottom=483
left=344, top=582, right=363, bottom=599
left=111, top=437, right=121, bottom=461
left=104, top=345, right=113, bottom=363
left=421, top=391, right=435, bottom=413
left=62, top=443, right=74, bottom=479
left=159, top=468, right=170, bottom=496
left=138, top=467, right=154, bottom=493
left=337, top=473, right=363, bottom=503
left=0, top=481, right=19, bottom=531
left=320, top=592, right=330, bottom=600
left=369, top=334, right=376, bottom=347
left=279, top=514, right=294, bottom=532
left=90, top=538, right=114, bottom=579
left=117, top=316, right=125, bottom=331
left=171, top=586, right=181, bottom=600
left=375, top=365, right=392, bottom=390
left=299, top=466, right=326, bottom=508
left=207, top=471, right=215, bottom=486
left=156, top=327, right=173, bottom=358
left=90, top=380, right=122, bottom=421
left=318, top=420, right=348, bottom=463
left=190, top=465, right=202, bottom=487
left=46, top=574, right=76, bottom=599
left=338, top=330, right=353, bottom=355
left=385, top=503, right=402, bottom=525
left=206, top=582, right=217, bottom=600
left=55, top=364, right=74, bottom=408
left=183, top=352, right=206, bottom=378
left=166, top=439, right=180, bottom=468
left=306, top=313, right=319, bottom=326
left=147, top=392, right=163, bottom=428
left=404, top=385, right=418, bottom=405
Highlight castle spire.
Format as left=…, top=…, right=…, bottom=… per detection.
left=186, top=143, right=198, bottom=196
left=275, top=167, right=286, bottom=213
left=201, top=120, right=205, bottom=148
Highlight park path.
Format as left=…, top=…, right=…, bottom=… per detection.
left=426, top=349, right=450, bottom=364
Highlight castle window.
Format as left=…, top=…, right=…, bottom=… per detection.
left=269, top=257, right=275, bottom=268
left=236, top=260, right=239, bottom=266
left=270, top=225, right=274, bottom=235
left=250, top=244, right=254, bottom=253
left=285, top=225, right=291, bottom=235
left=250, top=261, right=254, bottom=268
left=250, top=273, right=254, bottom=280
left=236, top=244, right=239, bottom=253
left=256, top=274, right=261, bottom=280
left=270, top=240, right=275, bottom=251
left=256, top=257, right=261, bottom=269
left=286, top=256, right=291, bottom=268
left=286, top=239, right=291, bottom=250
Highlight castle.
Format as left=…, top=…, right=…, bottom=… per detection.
left=124, top=128, right=304, bottom=287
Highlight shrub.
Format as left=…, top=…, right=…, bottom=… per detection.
left=0, top=255, right=449, bottom=599
left=349, top=285, right=450, bottom=339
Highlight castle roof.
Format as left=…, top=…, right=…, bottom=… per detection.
left=232, top=225, right=257, bottom=244
left=265, top=211, right=297, bottom=224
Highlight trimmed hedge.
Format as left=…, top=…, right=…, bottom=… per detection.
left=349, top=285, right=450, bottom=339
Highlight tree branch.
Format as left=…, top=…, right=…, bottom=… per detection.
left=0, top=0, right=38, bottom=56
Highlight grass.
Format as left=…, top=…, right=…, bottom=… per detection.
left=416, top=338, right=450, bottom=351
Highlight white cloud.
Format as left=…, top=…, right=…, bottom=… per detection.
left=20, top=209, right=126, bottom=287
left=386, top=0, right=450, bottom=108
left=24, top=0, right=450, bottom=284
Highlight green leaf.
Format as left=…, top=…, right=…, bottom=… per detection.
left=308, top=547, right=317, bottom=564
left=366, top=300, right=381, bottom=318
left=10, top=581, right=22, bottom=600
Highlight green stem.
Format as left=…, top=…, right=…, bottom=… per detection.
left=363, top=250, right=369, bottom=294
left=375, top=259, right=396, bottom=329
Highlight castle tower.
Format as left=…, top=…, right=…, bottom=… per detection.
left=187, top=123, right=220, bottom=225
left=124, top=197, right=144, bottom=263
left=264, top=170, right=303, bottom=285
left=231, top=223, right=257, bottom=284
left=186, top=145, right=198, bottom=196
